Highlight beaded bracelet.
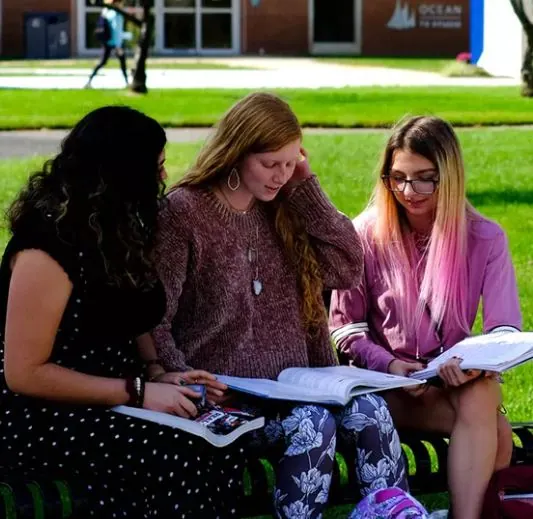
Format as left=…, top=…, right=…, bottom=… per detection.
left=125, top=376, right=145, bottom=408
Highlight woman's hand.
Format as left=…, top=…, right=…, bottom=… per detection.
left=388, top=359, right=427, bottom=397
left=283, top=147, right=313, bottom=194
left=151, top=369, right=228, bottom=400
left=143, top=382, right=203, bottom=418
left=437, top=357, right=489, bottom=387
left=388, top=359, right=425, bottom=377
left=292, top=147, right=313, bottom=182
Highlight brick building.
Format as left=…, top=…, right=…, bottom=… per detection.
left=0, top=0, right=470, bottom=58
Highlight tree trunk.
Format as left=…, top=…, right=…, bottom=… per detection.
left=509, top=0, right=533, bottom=96
left=521, top=34, right=533, bottom=96
left=129, top=2, right=151, bottom=94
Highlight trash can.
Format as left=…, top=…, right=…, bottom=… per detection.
left=24, top=12, right=70, bottom=59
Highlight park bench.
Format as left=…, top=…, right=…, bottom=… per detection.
left=1, top=423, right=533, bottom=518
left=3, top=292, right=531, bottom=516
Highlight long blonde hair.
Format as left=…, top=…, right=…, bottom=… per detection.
left=367, top=115, right=474, bottom=335
left=177, top=92, right=326, bottom=335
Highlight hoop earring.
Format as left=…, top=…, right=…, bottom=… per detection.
left=227, top=168, right=241, bottom=191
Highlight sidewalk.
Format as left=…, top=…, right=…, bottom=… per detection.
left=2, top=126, right=530, bottom=159
left=0, top=58, right=519, bottom=90
left=0, top=127, right=388, bottom=158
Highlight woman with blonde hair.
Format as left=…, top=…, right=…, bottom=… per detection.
left=329, top=115, right=521, bottom=519
left=152, top=92, right=409, bottom=517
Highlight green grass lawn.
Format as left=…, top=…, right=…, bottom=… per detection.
left=0, top=87, right=532, bottom=130
left=315, top=57, right=453, bottom=73
left=0, top=128, right=531, bottom=517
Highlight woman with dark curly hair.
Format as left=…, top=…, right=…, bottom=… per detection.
left=0, top=106, right=245, bottom=518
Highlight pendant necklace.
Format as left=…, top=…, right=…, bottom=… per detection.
left=214, top=186, right=262, bottom=295
left=248, top=223, right=263, bottom=296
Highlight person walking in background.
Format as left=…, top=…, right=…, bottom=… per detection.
left=85, top=0, right=129, bottom=89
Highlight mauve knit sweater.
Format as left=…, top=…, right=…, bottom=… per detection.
left=153, top=176, right=363, bottom=380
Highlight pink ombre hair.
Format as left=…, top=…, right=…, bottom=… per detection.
left=362, top=116, right=476, bottom=336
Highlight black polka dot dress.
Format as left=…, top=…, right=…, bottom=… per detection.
left=0, top=214, right=245, bottom=518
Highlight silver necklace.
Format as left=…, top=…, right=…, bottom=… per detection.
left=248, top=223, right=262, bottom=296
left=214, top=187, right=262, bottom=295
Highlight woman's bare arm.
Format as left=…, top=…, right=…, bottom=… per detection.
left=4, top=249, right=130, bottom=406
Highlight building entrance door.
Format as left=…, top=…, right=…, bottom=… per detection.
left=310, top=0, right=361, bottom=54
left=161, top=0, right=239, bottom=55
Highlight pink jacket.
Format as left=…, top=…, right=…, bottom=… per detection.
left=329, top=213, right=522, bottom=373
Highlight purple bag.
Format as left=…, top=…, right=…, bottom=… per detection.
left=349, top=487, right=429, bottom=519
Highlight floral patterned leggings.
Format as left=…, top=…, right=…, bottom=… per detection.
left=247, top=393, right=408, bottom=519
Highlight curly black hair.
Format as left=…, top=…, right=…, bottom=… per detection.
left=7, top=106, right=167, bottom=289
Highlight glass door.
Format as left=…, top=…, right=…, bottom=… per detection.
left=200, top=0, right=233, bottom=51
left=162, top=0, right=196, bottom=52
left=310, top=0, right=361, bottom=54
left=162, top=0, right=238, bottom=54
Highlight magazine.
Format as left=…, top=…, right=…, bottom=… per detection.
left=216, top=365, right=424, bottom=406
left=112, top=403, right=264, bottom=447
left=410, top=331, right=533, bottom=381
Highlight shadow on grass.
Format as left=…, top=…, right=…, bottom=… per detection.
left=467, top=189, right=533, bottom=206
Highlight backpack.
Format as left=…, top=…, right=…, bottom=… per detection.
left=349, top=487, right=429, bottom=519
left=481, top=466, right=533, bottom=518
left=94, top=14, right=111, bottom=44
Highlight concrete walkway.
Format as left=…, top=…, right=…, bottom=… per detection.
left=0, top=127, right=386, bottom=158
left=2, top=125, right=530, bottom=159
left=0, top=128, right=207, bottom=158
left=0, top=58, right=519, bottom=90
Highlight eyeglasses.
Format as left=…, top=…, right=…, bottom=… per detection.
left=381, top=175, right=440, bottom=195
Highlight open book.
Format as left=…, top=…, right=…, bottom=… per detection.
left=410, top=331, right=533, bottom=381
left=112, top=404, right=264, bottom=448
left=217, top=366, right=424, bottom=406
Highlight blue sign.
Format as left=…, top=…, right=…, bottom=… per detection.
left=470, top=0, right=484, bottom=64
left=250, top=0, right=261, bottom=6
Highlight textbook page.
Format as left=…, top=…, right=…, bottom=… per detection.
left=216, top=375, right=345, bottom=405
left=277, top=368, right=360, bottom=401
left=411, top=332, right=533, bottom=380
left=278, top=366, right=424, bottom=394
left=219, top=366, right=423, bottom=406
